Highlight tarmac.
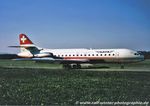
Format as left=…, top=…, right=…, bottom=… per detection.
left=82, top=68, right=150, bottom=72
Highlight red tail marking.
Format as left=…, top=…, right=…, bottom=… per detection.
left=19, top=34, right=33, bottom=45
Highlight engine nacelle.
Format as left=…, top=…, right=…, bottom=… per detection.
left=17, top=52, right=33, bottom=58
left=34, top=52, right=53, bottom=58
left=18, top=52, right=53, bottom=58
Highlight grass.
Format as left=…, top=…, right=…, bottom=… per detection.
left=0, top=59, right=150, bottom=69
left=0, top=60, right=150, bottom=105
left=0, top=60, right=62, bottom=69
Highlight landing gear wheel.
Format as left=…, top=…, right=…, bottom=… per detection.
left=72, top=64, right=81, bottom=69
left=63, top=64, right=71, bottom=69
left=72, top=64, right=77, bottom=69
left=77, top=64, right=81, bottom=69
left=120, top=65, right=124, bottom=69
left=63, top=64, right=81, bottom=69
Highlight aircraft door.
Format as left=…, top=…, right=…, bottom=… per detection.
left=115, top=52, right=119, bottom=57
left=115, top=52, right=119, bottom=62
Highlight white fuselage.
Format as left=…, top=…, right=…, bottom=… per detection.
left=40, top=48, right=144, bottom=63
left=15, top=34, right=145, bottom=67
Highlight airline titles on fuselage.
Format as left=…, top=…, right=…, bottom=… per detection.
left=96, top=50, right=114, bottom=54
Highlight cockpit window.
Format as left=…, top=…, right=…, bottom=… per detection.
left=134, top=53, right=139, bottom=55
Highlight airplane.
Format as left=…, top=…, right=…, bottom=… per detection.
left=9, top=34, right=144, bottom=69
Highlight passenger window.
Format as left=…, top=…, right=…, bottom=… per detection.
left=101, top=54, right=102, bottom=56
left=109, top=54, right=111, bottom=56
left=80, top=54, right=82, bottom=56
left=105, top=54, right=106, bottom=56
left=96, top=54, right=98, bottom=56
left=92, top=54, right=94, bottom=56
left=88, top=54, right=90, bottom=56
left=84, top=54, right=86, bottom=56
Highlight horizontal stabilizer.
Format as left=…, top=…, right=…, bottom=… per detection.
left=9, top=45, right=36, bottom=48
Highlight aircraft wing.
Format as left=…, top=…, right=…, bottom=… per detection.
left=13, top=57, right=89, bottom=64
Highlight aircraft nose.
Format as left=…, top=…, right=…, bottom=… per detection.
left=138, top=55, right=144, bottom=61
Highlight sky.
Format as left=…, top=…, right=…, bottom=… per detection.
left=0, top=0, right=150, bottom=53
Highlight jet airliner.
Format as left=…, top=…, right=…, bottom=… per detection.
left=9, top=34, right=144, bottom=69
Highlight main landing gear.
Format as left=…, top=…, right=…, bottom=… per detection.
left=120, top=63, right=125, bottom=69
left=63, top=64, right=81, bottom=69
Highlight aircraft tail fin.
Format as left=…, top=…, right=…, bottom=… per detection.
left=19, top=34, right=33, bottom=45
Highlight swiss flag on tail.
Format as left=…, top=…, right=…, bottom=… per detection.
left=19, top=34, right=33, bottom=45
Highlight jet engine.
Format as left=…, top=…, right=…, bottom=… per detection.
left=34, top=52, right=53, bottom=58
left=17, top=52, right=53, bottom=58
